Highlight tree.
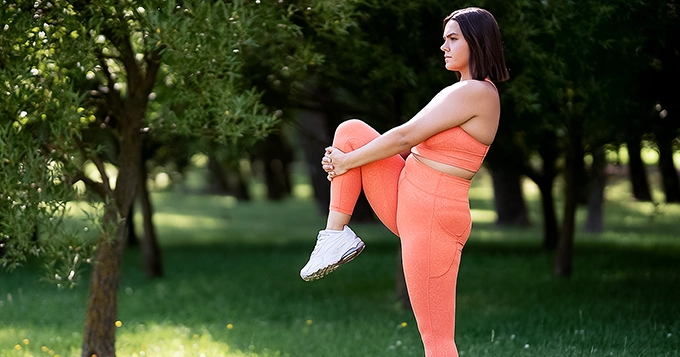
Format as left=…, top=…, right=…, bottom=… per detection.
left=0, top=1, right=354, bottom=355
left=492, top=0, right=671, bottom=272
left=646, top=0, right=680, bottom=203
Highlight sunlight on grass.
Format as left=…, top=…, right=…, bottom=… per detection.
left=0, top=326, right=80, bottom=357
left=154, top=212, right=229, bottom=231
left=116, top=324, right=282, bottom=357
left=470, top=209, right=496, bottom=223
left=0, top=325, right=285, bottom=357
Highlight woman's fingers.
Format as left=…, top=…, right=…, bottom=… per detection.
left=323, top=147, right=340, bottom=180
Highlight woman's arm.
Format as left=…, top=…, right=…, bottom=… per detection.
left=325, top=80, right=496, bottom=177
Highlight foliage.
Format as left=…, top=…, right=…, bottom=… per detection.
left=0, top=0, right=357, bottom=278
left=282, top=0, right=454, bottom=130
left=1, top=1, right=85, bottom=276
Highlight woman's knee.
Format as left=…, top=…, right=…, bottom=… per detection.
left=335, top=119, right=370, bottom=138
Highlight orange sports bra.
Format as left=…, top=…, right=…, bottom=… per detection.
left=411, top=78, right=496, bottom=172
left=411, top=126, right=490, bottom=172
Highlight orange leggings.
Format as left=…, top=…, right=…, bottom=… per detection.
left=329, top=119, right=471, bottom=357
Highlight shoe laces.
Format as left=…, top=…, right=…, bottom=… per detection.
left=310, top=230, right=333, bottom=255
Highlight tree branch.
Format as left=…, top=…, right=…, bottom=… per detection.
left=100, top=25, right=141, bottom=93
left=142, top=46, right=165, bottom=96
left=74, top=136, right=113, bottom=196
left=68, top=171, right=109, bottom=202
left=95, top=51, right=123, bottom=112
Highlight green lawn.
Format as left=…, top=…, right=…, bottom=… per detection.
left=1, top=173, right=679, bottom=357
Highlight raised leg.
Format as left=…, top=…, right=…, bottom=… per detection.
left=300, top=119, right=405, bottom=281
left=328, top=119, right=404, bottom=235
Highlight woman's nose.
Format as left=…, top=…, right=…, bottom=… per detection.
left=441, top=43, right=448, bottom=52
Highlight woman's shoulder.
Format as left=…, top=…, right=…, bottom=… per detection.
left=451, top=78, right=496, bottom=91
left=442, top=79, right=498, bottom=101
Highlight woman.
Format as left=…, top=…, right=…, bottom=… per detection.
left=300, top=7, right=509, bottom=357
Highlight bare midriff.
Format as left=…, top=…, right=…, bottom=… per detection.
left=412, top=153, right=476, bottom=180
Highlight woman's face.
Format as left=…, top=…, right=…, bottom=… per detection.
left=441, top=19, right=470, bottom=73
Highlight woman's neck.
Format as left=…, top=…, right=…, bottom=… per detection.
left=458, top=68, right=472, bottom=81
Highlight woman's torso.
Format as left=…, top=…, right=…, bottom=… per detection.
left=412, top=79, right=499, bottom=180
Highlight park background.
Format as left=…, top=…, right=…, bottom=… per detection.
left=1, top=0, right=679, bottom=356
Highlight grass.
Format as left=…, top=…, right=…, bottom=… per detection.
left=1, top=171, right=679, bottom=357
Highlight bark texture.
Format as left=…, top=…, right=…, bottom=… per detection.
left=81, top=207, right=127, bottom=357
left=82, top=126, right=143, bottom=356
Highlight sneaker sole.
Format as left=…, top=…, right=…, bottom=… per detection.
left=302, top=241, right=365, bottom=282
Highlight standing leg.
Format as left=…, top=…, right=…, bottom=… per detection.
left=397, top=156, right=472, bottom=357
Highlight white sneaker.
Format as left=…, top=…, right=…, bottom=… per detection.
left=300, top=226, right=365, bottom=281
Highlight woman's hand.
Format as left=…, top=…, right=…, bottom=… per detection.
left=321, top=146, right=349, bottom=181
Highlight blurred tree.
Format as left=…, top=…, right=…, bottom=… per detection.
left=489, top=0, right=674, bottom=271
left=285, top=0, right=454, bottom=307
left=647, top=0, right=680, bottom=203
left=0, top=0, right=355, bottom=355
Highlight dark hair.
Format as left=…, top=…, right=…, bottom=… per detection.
left=444, top=8, right=510, bottom=82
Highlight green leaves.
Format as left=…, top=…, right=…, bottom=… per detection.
left=1, top=0, right=359, bottom=281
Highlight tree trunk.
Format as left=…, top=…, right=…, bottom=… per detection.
left=490, top=166, right=530, bottom=226
left=81, top=25, right=161, bottom=353
left=626, top=136, right=653, bottom=202
left=584, top=146, right=606, bottom=233
left=82, top=206, right=128, bottom=357
left=294, top=108, right=377, bottom=222
left=261, top=133, right=293, bottom=201
left=537, top=176, right=559, bottom=250
left=126, top=205, right=139, bottom=247
left=295, top=109, right=332, bottom=215
left=485, top=131, right=531, bottom=227
left=82, top=116, right=145, bottom=357
left=234, top=163, right=251, bottom=201
left=139, top=159, right=163, bottom=278
left=656, top=131, right=680, bottom=203
left=527, top=138, right=559, bottom=250
left=207, top=155, right=231, bottom=195
left=555, top=121, right=582, bottom=277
